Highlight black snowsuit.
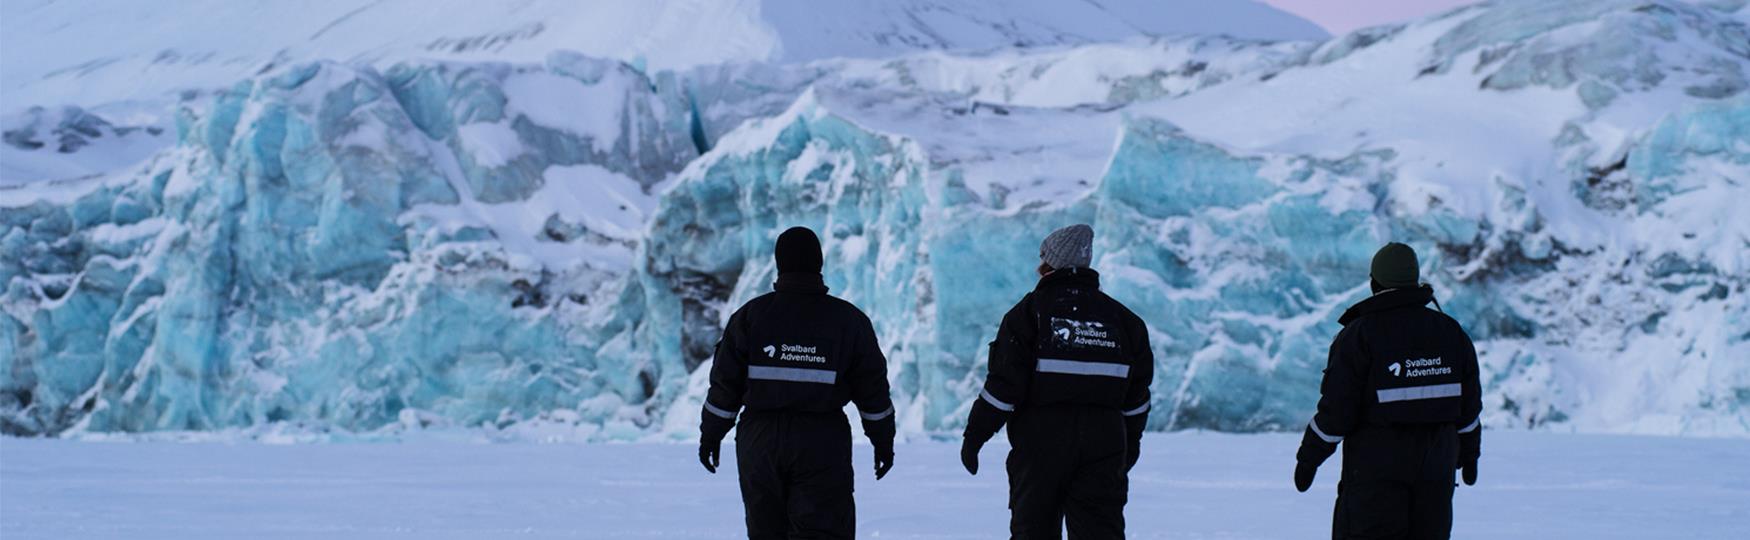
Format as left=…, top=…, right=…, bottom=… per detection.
left=700, top=273, right=896, bottom=540
left=964, top=268, right=1154, bottom=539
left=1297, top=285, right=1483, bottom=540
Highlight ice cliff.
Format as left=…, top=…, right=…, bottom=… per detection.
left=3, top=0, right=1748, bottom=438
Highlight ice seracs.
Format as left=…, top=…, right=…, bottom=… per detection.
left=2, top=0, right=1747, bottom=438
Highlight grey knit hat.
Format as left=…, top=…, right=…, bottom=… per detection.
left=1040, top=224, right=1094, bottom=269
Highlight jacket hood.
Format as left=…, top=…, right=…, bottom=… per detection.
left=773, top=272, right=829, bottom=294
left=1338, top=284, right=1435, bottom=326
left=1036, top=266, right=1100, bottom=291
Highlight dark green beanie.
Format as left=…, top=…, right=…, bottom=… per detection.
left=1370, top=242, right=1420, bottom=289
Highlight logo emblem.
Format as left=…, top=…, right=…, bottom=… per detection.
left=1388, top=362, right=1402, bottom=377
left=763, top=345, right=776, bottom=358
left=1055, top=328, right=1072, bottom=342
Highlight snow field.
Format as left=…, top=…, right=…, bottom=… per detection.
left=3, top=431, right=1746, bottom=538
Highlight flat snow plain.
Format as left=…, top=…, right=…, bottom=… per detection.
left=3, top=431, right=1746, bottom=538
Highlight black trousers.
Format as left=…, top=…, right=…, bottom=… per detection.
left=1333, top=425, right=1458, bottom=540
left=1005, top=405, right=1129, bottom=540
left=735, top=410, right=855, bottom=540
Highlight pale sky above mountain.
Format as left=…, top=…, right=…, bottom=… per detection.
left=1263, top=0, right=1482, bottom=35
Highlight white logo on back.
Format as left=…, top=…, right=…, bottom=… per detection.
left=764, top=343, right=827, bottom=364
left=1388, top=362, right=1402, bottom=377
left=1400, top=357, right=1450, bottom=377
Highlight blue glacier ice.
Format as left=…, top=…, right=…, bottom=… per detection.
left=2, top=55, right=699, bottom=436
left=3, top=0, right=1748, bottom=438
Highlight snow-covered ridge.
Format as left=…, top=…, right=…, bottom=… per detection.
left=3, top=0, right=1748, bottom=439
left=1, top=105, right=175, bottom=188
left=0, top=0, right=1324, bottom=111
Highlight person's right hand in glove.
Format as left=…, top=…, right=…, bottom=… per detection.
left=874, top=442, right=895, bottom=480
left=1458, top=422, right=1481, bottom=486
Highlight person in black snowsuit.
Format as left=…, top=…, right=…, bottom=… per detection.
left=961, top=224, right=1155, bottom=540
left=1294, top=242, right=1483, bottom=540
left=698, top=227, right=897, bottom=540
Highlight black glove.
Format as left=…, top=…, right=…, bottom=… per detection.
left=699, top=439, right=721, bottom=474
left=1125, top=412, right=1146, bottom=472
left=960, top=438, right=982, bottom=475
left=962, top=397, right=1007, bottom=477
left=874, top=443, right=894, bottom=480
left=1294, top=462, right=1317, bottom=492
left=698, top=403, right=735, bottom=476
left=860, top=410, right=897, bottom=480
left=1458, top=423, right=1480, bottom=486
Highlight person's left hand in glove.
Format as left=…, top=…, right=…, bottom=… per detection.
left=1294, top=462, right=1318, bottom=492
left=699, top=439, right=720, bottom=474
left=960, top=438, right=982, bottom=475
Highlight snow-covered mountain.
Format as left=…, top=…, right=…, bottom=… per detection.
left=2, top=0, right=1747, bottom=439
left=1, top=105, right=174, bottom=187
left=0, top=0, right=1324, bottom=188
left=0, top=0, right=1325, bottom=110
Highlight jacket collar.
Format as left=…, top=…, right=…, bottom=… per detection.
left=1036, top=266, right=1100, bottom=291
left=774, top=272, right=829, bottom=294
left=1338, top=284, right=1435, bottom=326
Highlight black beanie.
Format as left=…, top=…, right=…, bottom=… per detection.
left=774, top=227, right=823, bottom=274
left=1370, top=242, right=1420, bottom=289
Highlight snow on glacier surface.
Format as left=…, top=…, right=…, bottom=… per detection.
left=2, top=0, right=1749, bottom=439
left=3, top=432, right=1749, bottom=539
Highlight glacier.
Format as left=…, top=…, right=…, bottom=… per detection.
left=2, top=0, right=1749, bottom=439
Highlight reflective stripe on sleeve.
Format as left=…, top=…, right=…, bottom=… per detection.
left=1309, top=418, right=1343, bottom=444
left=1458, top=416, right=1481, bottom=434
left=703, top=401, right=739, bottom=420
left=1122, top=402, right=1151, bottom=417
left=748, top=365, right=838, bottom=384
left=980, top=389, right=1016, bottom=412
left=1035, top=358, right=1130, bottom=378
left=1375, top=383, right=1462, bottom=403
left=859, top=406, right=895, bottom=421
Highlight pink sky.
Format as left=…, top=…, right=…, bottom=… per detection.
left=1263, top=0, right=1482, bottom=35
